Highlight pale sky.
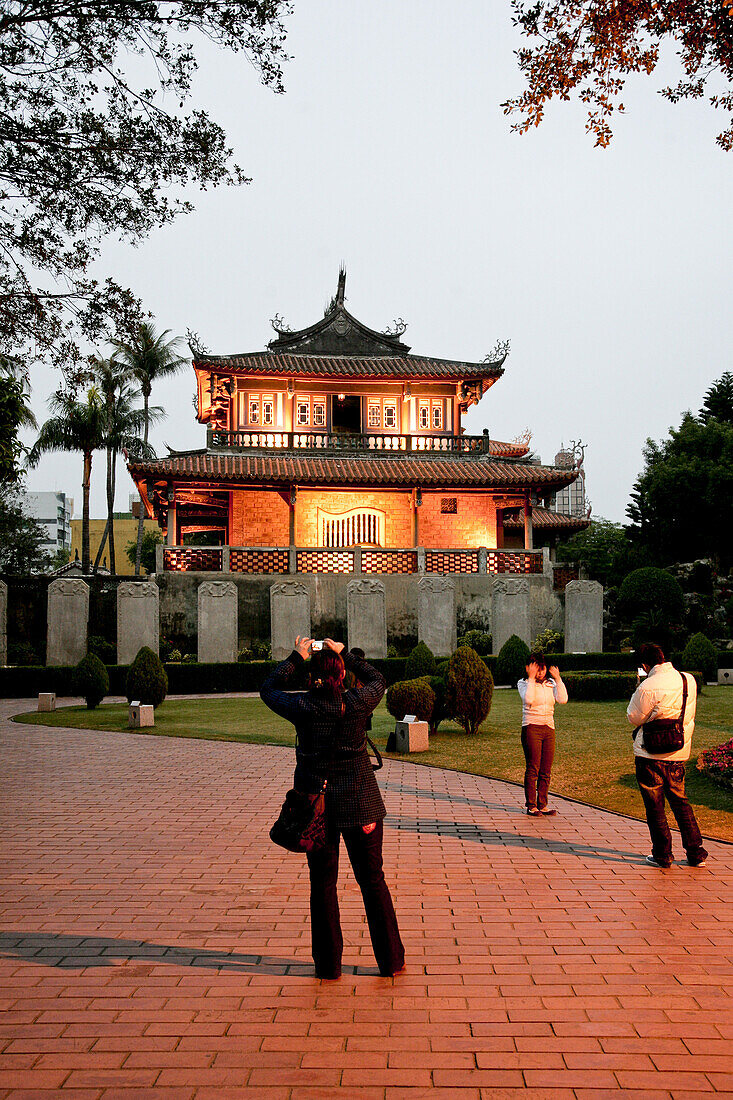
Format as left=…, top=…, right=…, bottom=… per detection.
left=23, top=1, right=733, bottom=526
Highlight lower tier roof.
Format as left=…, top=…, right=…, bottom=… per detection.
left=128, top=451, right=577, bottom=490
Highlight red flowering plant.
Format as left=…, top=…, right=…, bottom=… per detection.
left=696, top=737, right=733, bottom=791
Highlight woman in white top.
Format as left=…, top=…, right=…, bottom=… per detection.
left=517, top=652, right=568, bottom=816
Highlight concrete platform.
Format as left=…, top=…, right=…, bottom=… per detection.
left=1, top=698, right=732, bottom=1097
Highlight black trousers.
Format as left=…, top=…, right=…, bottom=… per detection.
left=521, top=724, right=555, bottom=809
left=635, top=757, right=708, bottom=865
left=306, top=819, right=404, bottom=978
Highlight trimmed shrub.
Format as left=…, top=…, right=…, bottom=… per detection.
left=426, top=673, right=450, bottom=735
left=456, top=630, right=492, bottom=655
left=618, top=568, right=685, bottom=625
left=386, top=678, right=436, bottom=725
left=405, top=641, right=436, bottom=679
left=561, top=671, right=638, bottom=701
left=73, top=653, right=109, bottom=709
left=496, top=634, right=531, bottom=686
left=681, top=632, right=718, bottom=681
left=446, top=646, right=494, bottom=735
left=126, top=646, right=168, bottom=708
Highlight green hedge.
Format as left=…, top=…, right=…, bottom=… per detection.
left=561, top=670, right=704, bottom=701
left=0, top=655, right=409, bottom=699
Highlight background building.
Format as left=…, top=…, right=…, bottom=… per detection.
left=21, top=491, right=73, bottom=559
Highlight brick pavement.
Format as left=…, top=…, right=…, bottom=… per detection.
left=1, top=698, right=732, bottom=1098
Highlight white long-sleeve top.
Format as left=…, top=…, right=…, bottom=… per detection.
left=626, top=662, right=697, bottom=761
left=517, top=676, right=568, bottom=728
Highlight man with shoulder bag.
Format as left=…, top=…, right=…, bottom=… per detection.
left=627, top=642, right=708, bottom=870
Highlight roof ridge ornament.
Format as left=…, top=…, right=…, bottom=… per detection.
left=336, top=265, right=346, bottom=307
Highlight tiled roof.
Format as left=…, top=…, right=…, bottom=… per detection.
left=504, top=506, right=590, bottom=530
left=488, top=438, right=530, bottom=458
left=129, top=451, right=576, bottom=490
left=194, top=352, right=503, bottom=381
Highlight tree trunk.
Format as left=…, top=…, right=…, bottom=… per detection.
left=108, top=446, right=117, bottom=574
left=92, top=444, right=115, bottom=573
left=82, top=451, right=92, bottom=574
left=134, top=393, right=149, bottom=576
left=92, top=517, right=109, bottom=573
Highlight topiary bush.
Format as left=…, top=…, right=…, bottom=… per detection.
left=405, top=641, right=436, bottom=679
left=496, top=634, right=531, bottom=686
left=456, top=630, right=492, bottom=655
left=426, top=672, right=450, bottom=735
left=126, top=646, right=168, bottom=708
left=619, top=568, right=685, bottom=626
left=73, top=653, right=109, bottom=709
left=446, top=646, right=494, bottom=735
left=386, top=678, right=436, bottom=725
left=681, top=632, right=718, bottom=682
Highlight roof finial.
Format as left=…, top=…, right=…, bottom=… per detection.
left=336, top=266, right=346, bottom=307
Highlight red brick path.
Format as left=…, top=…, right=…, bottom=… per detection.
left=1, top=699, right=732, bottom=1098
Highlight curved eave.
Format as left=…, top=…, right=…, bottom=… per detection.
left=268, top=304, right=411, bottom=355
left=193, top=353, right=506, bottom=382
left=128, top=452, right=577, bottom=493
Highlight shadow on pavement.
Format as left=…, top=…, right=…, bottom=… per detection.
left=0, top=931, right=333, bottom=974
left=384, top=816, right=641, bottom=863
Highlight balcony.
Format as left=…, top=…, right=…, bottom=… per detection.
left=159, top=544, right=546, bottom=576
left=207, top=428, right=491, bottom=455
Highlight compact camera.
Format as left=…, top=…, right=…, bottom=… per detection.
left=311, top=640, right=324, bottom=651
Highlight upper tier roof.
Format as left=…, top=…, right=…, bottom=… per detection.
left=193, top=269, right=505, bottom=382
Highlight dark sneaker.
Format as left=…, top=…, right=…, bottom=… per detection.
left=526, top=807, right=542, bottom=816
left=539, top=808, right=557, bottom=816
left=687, top=857, right=707, bottom=867
left=645, top=854, right=672, bottom=869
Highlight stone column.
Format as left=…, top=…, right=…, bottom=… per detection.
left=565, top=579, right=604, bottom=653
left=417, top=576, right=456, bottom=657
left=347, top=578, right=387, bottom=658
left=524, top=496, right=533, bottom=550
left=270, top=581, right=311, bottom=661
left=117, top=581, right=159, bottom=665
left=0, top=580, right=7, bottom=666
left=198, top=580, right=238, bottom=663
left=491, top=576, right=531, bottom=652
left=47, top=578, right=89, bottom=666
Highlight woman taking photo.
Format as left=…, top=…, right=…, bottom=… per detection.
left=260, top=637, right=404, bottom=981
left=517, top=652, right=568, bottom=816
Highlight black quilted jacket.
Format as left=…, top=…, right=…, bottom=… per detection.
left=260, top=649, right=386, bottom=828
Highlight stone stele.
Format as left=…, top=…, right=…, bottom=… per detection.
left=117, top=581, right=160, bottom=666
left=270, top=582, right=311, bottom=661
left=47, top=578, right=89, bottom=666
left=198, top=581, right=238, bottom=664
left=347, top=578, right=387, bottom=658
left=0, top=579, right=6, bottom=666
left=491, top=576, right=531, bottom=652
left=565, top=579, right=604, bottom=653
left=417, top=576, right=456, bottom=658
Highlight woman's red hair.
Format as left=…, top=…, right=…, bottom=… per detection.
left=309, top=647, right=345, bottom=696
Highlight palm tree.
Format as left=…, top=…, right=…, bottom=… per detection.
left=91, top=356, right=161, bottom=573
left=112, top=323, right=188, bottom=574
left=27, top=389, right=106, bottom=573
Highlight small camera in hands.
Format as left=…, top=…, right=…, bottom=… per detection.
left=311, top=640, right=323, bottom=651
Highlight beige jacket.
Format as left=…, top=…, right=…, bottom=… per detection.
left=627, top=662, right=697, bottom=762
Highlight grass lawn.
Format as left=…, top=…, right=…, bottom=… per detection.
left=14, top=687, right=733, bottom=842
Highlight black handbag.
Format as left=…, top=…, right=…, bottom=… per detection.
left=641, top=672, right=688, bottom=754
left=269, top=780, right=328, bottom=853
